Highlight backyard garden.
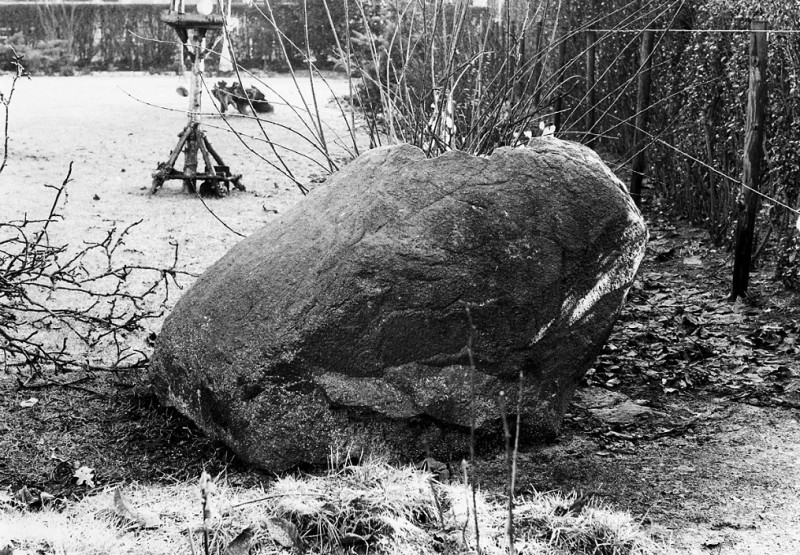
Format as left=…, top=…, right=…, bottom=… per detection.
left=2, top=0, right=800, bottom=553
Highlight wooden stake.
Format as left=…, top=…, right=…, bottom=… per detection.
left=629, top=29, right=655, bottom=207
left=166, top=127, right=193, bottom=168
left=197, top=134, right=216, bottom=176
left=202, top=134, right=246, bottom=191
left=584, top=30, right=597, bottom=148
left=183, top=130, right=198, bottom=193
left=731, top=20, right=768, bottom=301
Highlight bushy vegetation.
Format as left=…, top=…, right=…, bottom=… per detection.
left=149, top=0, right=800, bottom=287
left=0, top=34, right=76, bottom=76
left=0, top=54, right=189, bottom=378
left=0, top=1, right=349, bottom=74
left=318, top=0, right=800, bottom=284
left=0, top=3, right=174, bottom=73
left=7, top=0, right=800, bottom=275
left=643, top=0, right=800, bottom=285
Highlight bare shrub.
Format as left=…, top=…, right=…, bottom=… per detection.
left=1, top=53, right=193, bottom=380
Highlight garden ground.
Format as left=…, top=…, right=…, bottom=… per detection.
left=1, top=73, right=799, bottom=554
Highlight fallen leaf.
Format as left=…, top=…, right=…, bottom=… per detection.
left=415, top=457, right=445, bottom=472
left=12, top=486, right=53, bottom=509
left=263, top=516, right=302, bottom=549
left=554, top=494, right=592, bottom=516
left=73, top=466, right=95, bottom=488
left=702, top=534, right=724, bottom=548
left=654, top=246, right=677, bottom=262
left=14, top=486, right=37, bottom=506
left=223, top=526, right=256, bottom=555
left=415, top=457, right=451, bottom=481
left=341, top=532, right=372, bottom=547
left=113, top=489, right=160, bottom=529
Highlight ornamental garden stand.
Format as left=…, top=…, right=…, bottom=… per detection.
left=151, top=0, right=244, bottom=195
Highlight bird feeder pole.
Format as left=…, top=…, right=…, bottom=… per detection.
left=151, top=0, right=244, bottom=195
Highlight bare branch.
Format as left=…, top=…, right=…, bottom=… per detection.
left=1, top=169, right=195, bottom=379
left=1, top=46, right=31, bottom=176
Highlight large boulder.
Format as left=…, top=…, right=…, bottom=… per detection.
left=148, top=140, right=647, bottom=472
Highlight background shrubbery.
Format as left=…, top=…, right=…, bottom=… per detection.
left=0, top=1, right=347, bottom=74
left=337, top=0, right=800, bottom=284
left=3, top=0, right=800, bottom=284
left=641, top=0, right=800, bottom=286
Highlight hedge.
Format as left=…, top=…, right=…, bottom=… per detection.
left=0, top=2, right=345, bottom=73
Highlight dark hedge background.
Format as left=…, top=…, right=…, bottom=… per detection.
left=0, top=2, right=345, bottom=73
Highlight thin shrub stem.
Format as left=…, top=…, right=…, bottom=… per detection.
left=465, top=305, right=481, bottom=554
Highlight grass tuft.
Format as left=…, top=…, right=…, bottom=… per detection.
left=0, top=459, right=669, bottom=554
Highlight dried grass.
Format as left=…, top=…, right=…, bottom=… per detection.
left=0, top=459, right=670, bottom=555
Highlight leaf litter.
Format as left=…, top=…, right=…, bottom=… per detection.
left=586, top=216, right=800, bottom=409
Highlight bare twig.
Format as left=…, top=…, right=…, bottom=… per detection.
left=1, top=167, right=194, bottom=379
left=1, top=46, right=30, bottom=175
left=464, top=305, right=481, bottom=554
left=498, top=391, right=516, bottom=555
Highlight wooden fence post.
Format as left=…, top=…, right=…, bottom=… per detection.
left=585, top=29, right=597, bottom=148
left=731, top=20, right=768, bottom=301
left=629, top=29, right=655, bottom=207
